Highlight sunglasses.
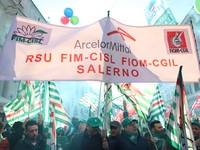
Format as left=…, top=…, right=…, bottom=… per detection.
left=57, top=133, right=64, bottom=136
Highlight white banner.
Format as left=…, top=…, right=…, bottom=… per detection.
left=0, top=16, right=199, bottom=82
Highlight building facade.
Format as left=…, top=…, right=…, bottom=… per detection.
left=0, top=0, right=46, bottom=110
left=159, top=6, right=200, bottom=112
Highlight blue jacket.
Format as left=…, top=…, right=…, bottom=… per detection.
left=109, top=130, right=150, bottom=150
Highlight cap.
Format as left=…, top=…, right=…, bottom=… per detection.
left=110, top=121, right=121, bottom=128
left=87, top=117, right=102, bottom=127
left=56, top=127, right=65, bottom=133
left=191, top=120, right=200, bottom=128
left=122, top=117, right=137, bottom=127
left=78, top=119, right=87, bottom=124
left=43, top=127, right=48, bottom=132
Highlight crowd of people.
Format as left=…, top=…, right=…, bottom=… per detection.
left=0, top=115, right=199, bottom=150
left=0, top=102, right=199, bottom=150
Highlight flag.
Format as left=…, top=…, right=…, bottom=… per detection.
left=117, top=83, right=157, bottom=119
left=147, top=86, right=166, bottom=127
left=114, top=110, right=124, bottom=122
left=46, top=104, right=56, bottom=150
left=189, top=95, right=200, bottom=117
left=164, top=105, right=171, bottom=117
left=138, top=116, right=148, bottom=136
left=18, top=81, right=35, bottom=113
left=144, top=0, right=177, bottom=25
left=79, top=92, right=99, bottom=112
left=114, top=103, right=137, bottom=122
left=48, top=81, right=74, bottom=130
left=165, top=66, right=196, bottom=150
left=4, top=81, right=43, bottom=126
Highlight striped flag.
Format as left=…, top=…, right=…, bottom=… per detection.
left=4, top=81, right=43, bottom=126
left=138, top=116, right=148, bottom=136
left=114, top=103, right=137, bottom=122
left=117, top=83, right=157, bottom=119
left=79, top=92, right=99, bottom=112
left=79, top=93, right=97, bottom=112
left=46, top=104, right=56, bottom=150
left=144, top=0, right=177, bottom=25
left=48, top=81, right=74, bottom=132
left=189, top=95, right=200, bottom=117
left=165, top=66, right=196, bottom=150
left=18, top=81, right=35, bottom=113
left=147, top=86, right=166, bottom=127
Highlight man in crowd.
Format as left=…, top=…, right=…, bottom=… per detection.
left=145, top=120, right=165, bottom=150
left=110, top=121, right=121, bottom=138
left=69, top=117, right=109, bottom=150
left=191, top=120, right=200, bottom=150
left=78, top=119, right=87, bottom=133
left=56, top=127, right=68, bottom=149
left=108, top=120, right=122, bottom=150
left=145, top=120, right=176, bottom=150
left=8, top=114, right=44, bottom=150
left=8, top=119, right=28, bottom=150
left=110, top=117, right=149, bottom=150
left=14, top=120, right=46, bottom=150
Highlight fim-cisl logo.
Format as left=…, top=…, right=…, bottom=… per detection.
left=11, top=24, right=51, bottom=45
left=165, top=30, right=192, bottom=54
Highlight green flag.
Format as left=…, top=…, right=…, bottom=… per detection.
left=165, top=66, right=196, bottom=150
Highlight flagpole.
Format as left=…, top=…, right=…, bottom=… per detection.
left=43, top=82, right=49, bottom=123
left=27, top=82, right=31, bottom=118
left=103, top=83, right=112, bottom=130
left=39, top=82, right=42, bottom=114
left=103, top=82, right=108, bottom=129
left=97, top=81, right=102, bottom=118
left=111, top=95, right=124, bottom=102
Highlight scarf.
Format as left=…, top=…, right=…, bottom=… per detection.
left=151, top=132, right=164, bottom=150
left=125, top=132, right=138, bottom=144
left=57, top=136, right=68, bottom=147
left=0, top=134, right=3, bottom=142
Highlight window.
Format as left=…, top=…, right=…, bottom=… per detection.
left=194, top=83, right=200, bottom=92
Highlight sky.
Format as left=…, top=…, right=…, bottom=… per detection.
left=32, top=0, right=195, bottom=27
left=32, top=0, right=148, bottom=27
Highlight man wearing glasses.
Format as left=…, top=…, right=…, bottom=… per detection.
left=110, top=117, right=149, bottom=150
left=56, top=127, right=68, bottom=149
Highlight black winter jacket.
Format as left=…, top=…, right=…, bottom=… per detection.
left=14, top=134, right=46, bottom=150
left=109, top=130, right=150, bottom=150
left=69, top=129, right=104, bottom=150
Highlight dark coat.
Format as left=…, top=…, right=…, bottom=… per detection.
left=109, top=130, right=150, bottom=150
left=14, top=134, right=46, bottom=150
left=108, top=135, right=120, bottom=150
left=7, top=126, right=25, bottom=150
left=69, top=129, right=104, bottom=150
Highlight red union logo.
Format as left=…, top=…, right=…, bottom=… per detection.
left=107, top=27, right=136, bottom=41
